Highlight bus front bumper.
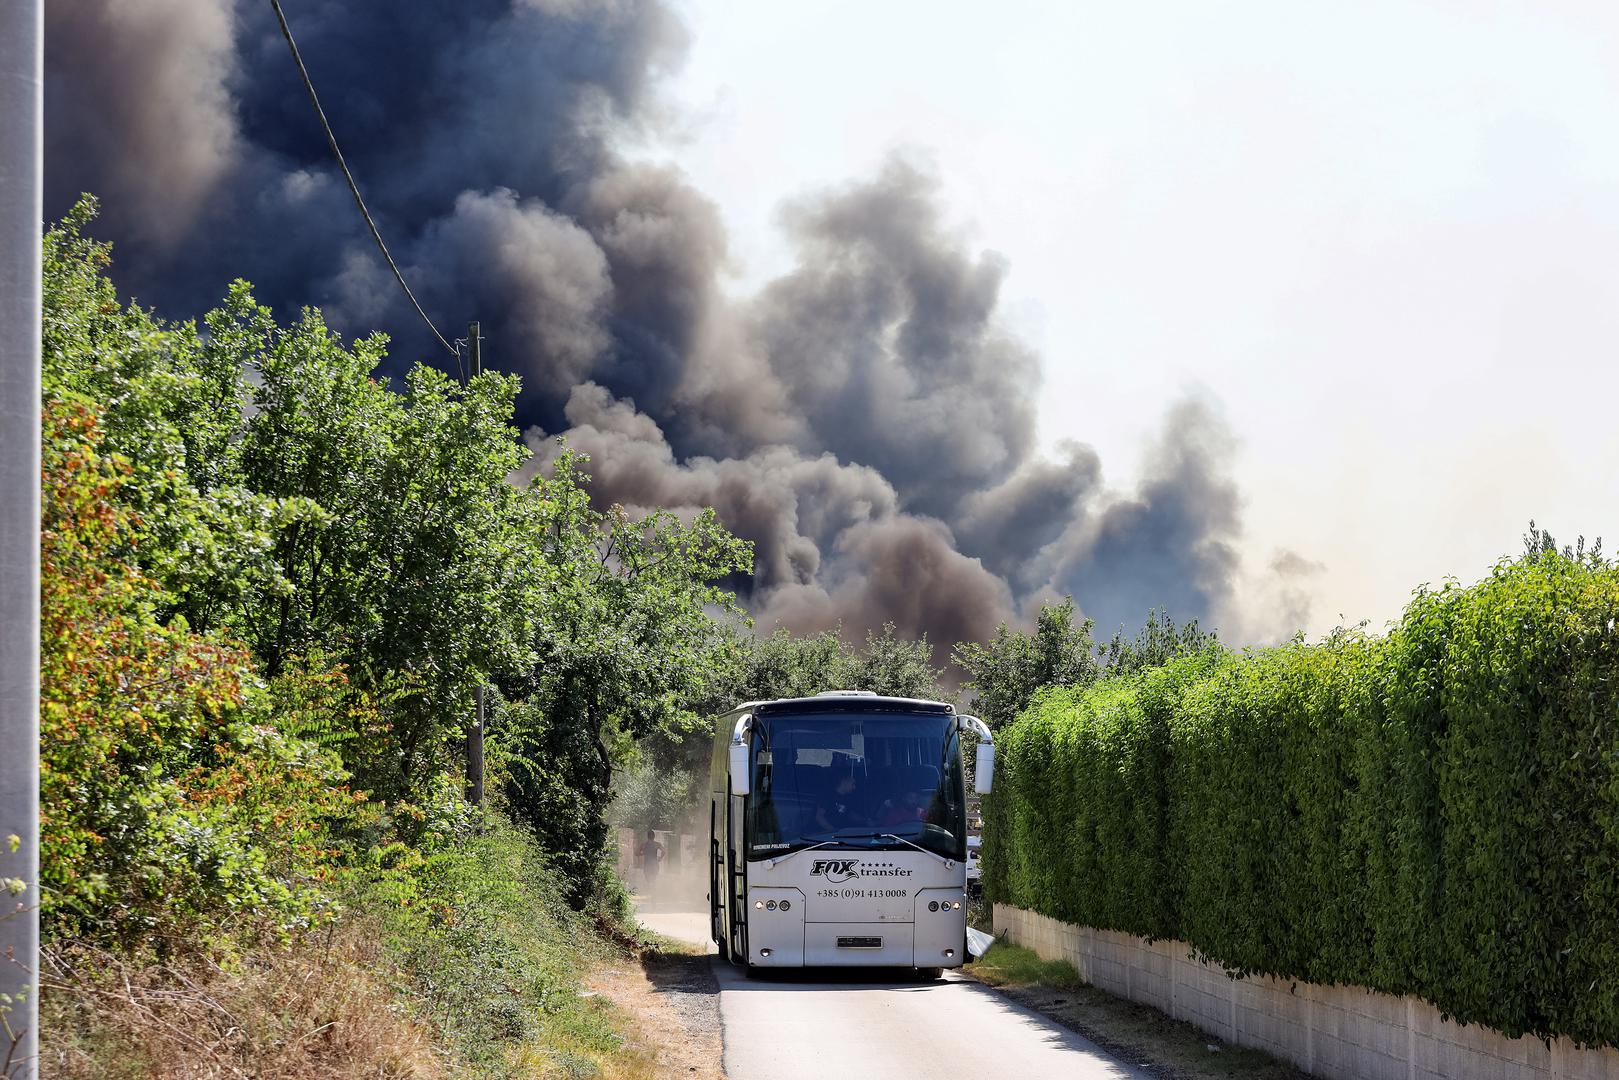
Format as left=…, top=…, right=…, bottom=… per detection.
left=745, top=887, right=965, bottom=968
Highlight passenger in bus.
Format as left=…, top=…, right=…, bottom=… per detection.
left=814, top=773, right=863, bottom=833
left=880, top=789, right=929, bottom=827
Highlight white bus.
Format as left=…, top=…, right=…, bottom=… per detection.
left=708, top=691, right=995, bottom=975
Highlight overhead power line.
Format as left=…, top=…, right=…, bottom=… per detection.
left=268, top=0, right=456, bottom=357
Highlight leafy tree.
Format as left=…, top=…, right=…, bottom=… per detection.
left=1097, top=607, right=1220, bottom=679
left=39, top=401, right=353, bottom=945
left=609, top=762, right=698, bottom=835
left=1523, top=518, right=1604, bottom=566
left=730, top=626, right=854, bottom=702
left=42, top=198, right=290, bottom=629
left=953, top=597, right=1098, bottom=730
left=220, top=293, right=538, bottom=795
left=44, top=205, right=555, bottom=801
left=722, top=622, right=945, bottom=705
left=496, top=450, right=752, bottom=903
left=849, top=623, right=946, bottom=699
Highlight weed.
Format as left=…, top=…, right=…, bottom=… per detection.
left=971, top=943, right=1086, bottom=991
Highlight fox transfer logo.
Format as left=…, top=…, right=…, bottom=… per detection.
left=809, top=859, right=861, bottom=882
left=808, top=859, right=914, bottom=883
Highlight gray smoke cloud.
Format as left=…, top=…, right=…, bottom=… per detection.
left=45, top=0, right=239, bottom=251
left=1044, top=400, right=1243, bottom=636
left=45, top=0, right=1314, bottom=655
left=749, top=160, right=1042, bottom=520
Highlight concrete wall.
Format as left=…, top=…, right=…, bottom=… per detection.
left=994, top=904, right=1619, bottom=1080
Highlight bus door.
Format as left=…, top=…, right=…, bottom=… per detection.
left=729, top=784, right=747, bottom=959
left=710, top=799, right=723, bottom=947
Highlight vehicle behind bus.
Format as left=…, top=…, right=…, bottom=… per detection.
left=708, top=691, right=994, bottom=975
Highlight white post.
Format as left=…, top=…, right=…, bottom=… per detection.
left=0, top=2, right=43, bottom=1076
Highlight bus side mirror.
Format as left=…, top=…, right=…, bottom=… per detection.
left=729, top=742, right=751, bottom=796
left=974, top=742, right=995, bottom=794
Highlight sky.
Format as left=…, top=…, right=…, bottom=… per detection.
left=42, top=0, right=1619, bottom=653
left=642, top=0, right=1619, bottom=637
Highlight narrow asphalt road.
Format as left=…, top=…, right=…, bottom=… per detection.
left=638, top=908, right=1148, bottom=1080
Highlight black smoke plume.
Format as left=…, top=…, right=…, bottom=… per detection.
left=45, top=0, right=1313, bottom=654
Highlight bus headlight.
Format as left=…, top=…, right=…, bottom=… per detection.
left=928, top=901, right=939, bottom=912
left=766, top=900, right=777, bottom=911
left=778, top=900, right=790, bottom=911
left=754, top=900, right=764, bottom=909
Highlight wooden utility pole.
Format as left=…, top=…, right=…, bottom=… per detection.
left=0, top=2, right=42, bottom=1076
left=466, top=322, right=485, bottom=806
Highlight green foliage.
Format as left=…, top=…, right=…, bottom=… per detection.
left=610, top=761, right=698, bottom=835
left=733, top=626, right=853, bottom=701
left=957, top=601, right=1219, bottom=731
left=44, top=205, right=540, bottom=800
left=42, top=198, right=291, bottom=629
left=986, top=546, right=1619, bottom=1047
left=723, top=622, right=945, bottom=704
left=39, top=401, right=356, bottom=946
left=848, top=623, right=949, bottom=698
left=358, top=811, right=611, bottom=1077
left=971, top=943, right=1087, bottom=991
left=491, top=448, right=752, bottom=904
left=1098, top=607, right=1219, bottom=679
left=954, top=597, right=1099, bottom=730
left=982, top=646, right=1227, bottom=934
left=42, top=202, right=758, bottom=906
left=1169, top=635, right=1371, bottom=981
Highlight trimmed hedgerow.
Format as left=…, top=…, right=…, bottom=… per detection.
left=983, top=549, right=1619, bottom=1048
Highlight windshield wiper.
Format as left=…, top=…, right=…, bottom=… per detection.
left=760, top=829, right=954, bottom=867
left=758, top=837, right=845, bottom=868
left=880, top=832, right=955, bottom=867
left=758, top=830, right=896, bottom=865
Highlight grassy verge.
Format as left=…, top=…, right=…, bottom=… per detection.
left=969, top=943, right=1308, bottom=1080
left=970, top=941, right=1088, bottom=990
left=40, top=819, right=684, bottom=1080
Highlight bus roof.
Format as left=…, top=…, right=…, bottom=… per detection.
left=735, top=694, right=956, bottom=717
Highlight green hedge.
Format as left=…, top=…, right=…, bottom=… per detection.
left=983, top=549, right=1619, bottom=1047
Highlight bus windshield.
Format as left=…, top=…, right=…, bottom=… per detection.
left=746, top=711, right=965, bottom=861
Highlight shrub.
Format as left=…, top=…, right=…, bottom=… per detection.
left=354, top=812, right=611, bottom=1077
left=984, top=646, right=1227, bottom=937
left=40, top=401, right=355, bottom=946
left=985, top=549, right=1619, bottom=1047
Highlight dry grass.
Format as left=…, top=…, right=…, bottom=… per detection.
left=37, top=926, right=727, bottom=1080
left=565, top=960, right=722, bottom=1080
left=39, top=924, right=443, bottom=1080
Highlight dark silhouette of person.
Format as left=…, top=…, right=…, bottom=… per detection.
left=639, top=829, right=665, bottom=894
left=815, top=773, right=863, bottom=833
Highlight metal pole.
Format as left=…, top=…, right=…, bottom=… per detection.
left=0, top=1, right=43, bottom=1076
left=466, top=322, right=485, bottom=806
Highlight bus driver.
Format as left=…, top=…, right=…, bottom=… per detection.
left=814, top=773, right=862, bottom=833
